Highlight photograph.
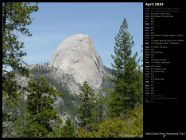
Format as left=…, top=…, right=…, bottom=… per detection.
left=2, top=2, right=143, bottom=138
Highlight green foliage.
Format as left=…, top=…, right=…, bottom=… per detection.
left=30, top=64, right=77, bottom=118
left=96, top=117, right=129, bottom=137
left=2, top=2, right=38, bottom=75
left=2, top=92, right=19, bottom=137
left=78, top=81, right=96, bottom=128
left=3, top=88, right=30, bottom=137
left=76, top=127, right=95, bottom=138
left=24, top=76, right=62, bottom=137
left=94, top=91, right=106, bottom=122
left=23, top=120, right=49, bottom=137
left=124, top=106, right=143, bottom=136
left=61, top=118, right=75, bottom=137
left=2, top=3, right=38, bottom=137
left=109, top=18, right=143, bottom=117
left=47, top=117, right=63, bottom=137
left=48, top=118, right=75, bottom=138
left=76, top=106, right=143, bottom=138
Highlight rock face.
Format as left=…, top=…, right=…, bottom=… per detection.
left=49, top=34, right=104, bottom=93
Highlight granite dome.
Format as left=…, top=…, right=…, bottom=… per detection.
left=49, top=34, right=104, bottom=92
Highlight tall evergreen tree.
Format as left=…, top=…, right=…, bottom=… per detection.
left=24, top=76, right=61, bottom=137
left=2, top=2, right=38, bottom=98
left=2, top=2, right=38, bottom=80
left=2, top=3, right=38, bottom=137
left=109, top=18, right=142, bottom=117
left=78, top=81, right=96, bottom=129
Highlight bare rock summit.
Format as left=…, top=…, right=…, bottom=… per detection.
left=49, top=34, right=104, bottom=93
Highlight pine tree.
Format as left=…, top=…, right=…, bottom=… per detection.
left=95, top=92, right=105, bottom=122
left=2, top=2, right=38, bottom=74
left=109, top=18, right=142, bottom=117
left=2, top=2, right=38, bottom=99
left=2, top=3, right=38, bottom=137
left=78, top=81, right=96, bottom=129
left=24, top=76, right=61, bottom=137
left=2, top=2, right=38, bottom=83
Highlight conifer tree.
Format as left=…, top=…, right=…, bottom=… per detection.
left=2, top=3, right=38, bottom=137
left=2, top=2, right=38, bottom=80
left=109, top=18, right=142, bottom=117
left=24, top=76, right=61, bottom=137
left=95, top=92, right=105, bottom=122
left=78, top=81, right=96, bottom=129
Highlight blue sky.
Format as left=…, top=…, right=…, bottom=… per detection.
left=21, top=2, right=143, bottom=68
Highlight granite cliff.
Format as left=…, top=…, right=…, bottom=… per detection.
left=48, top=34, right=104, bottom=94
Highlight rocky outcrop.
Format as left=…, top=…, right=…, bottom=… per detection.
left=49, top=34, right=104, bottom=94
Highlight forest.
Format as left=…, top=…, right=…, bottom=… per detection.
left=2, top=3, right=143, bottom=138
